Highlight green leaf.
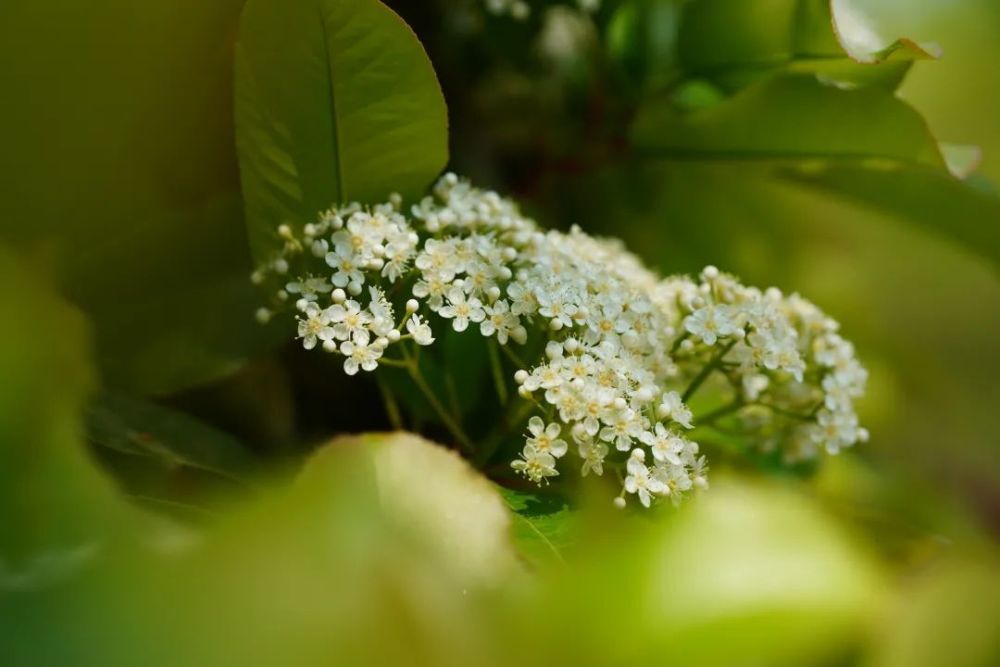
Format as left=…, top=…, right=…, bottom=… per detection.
left=781, top=161, right=1000, bottom=265
left=675, top=0, right=938, bottom=92
left=86, top=392, right=258, bottom=485
left=0, top=247, right=140, bottom=588
left=0, top=1, right=280, bottom=396
left=632, top=73, right=945, bottom=166
left=235, top=0, right=449, bottom=264
left=498, top=486, right=574, bottom=568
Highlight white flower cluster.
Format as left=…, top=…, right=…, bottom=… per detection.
left=254, top=174, right=867, bottom=508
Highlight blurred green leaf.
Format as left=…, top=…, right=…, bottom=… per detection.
left=632, top=73, right=945, bottom=166
left=235, top=0, right=449, bottom=264
left=0, top=248, right=140, bottom=589
left=86, top=392, right=258, bottom=485
left=498, top=486, right=574, bottom=568
left=0, top=0, right=283, bottom=395
left=782, top=161, right=1000, bottom=264
left=868, top=557, right=1000, bottom=667
left=518, top=479, right=886, bottom=667
left=304, top=433, right=519, bottom=582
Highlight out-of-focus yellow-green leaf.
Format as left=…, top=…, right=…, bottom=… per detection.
left=515, top=478, right=886, bottom=667
left=632, top=74, right=944, bottom=166
left=782, top=161, right=1000, bottom=265
left=867, top=557, right=1000, bottom=667
left=0, top=248, right=140, bottom=590
left=0, top=1, right=284, bottom=395
left=1, top=432, right=515, bottom=666
left=235, top=0, right=449, bottom=264
left=302, top=433, right=520, bottom=583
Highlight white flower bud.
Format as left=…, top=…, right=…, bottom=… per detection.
left=680, top=339, right=694, bottom=353
left=278, top=224, right=292, bottom=238
left=347, top=282, right=362, bottom=296
left=331, top=215, right=344, bottom=230
left=250, top=270, right=265, bottom=285
left=501, top=247, right=517, bottom=262
left=273, top=258, right=289, bottom=274
left=518, top=386, right=533, bottom=399
left=254, top=308, right=271, bottom=324
left=322, top=340, right=338, bottom=353
left=564, top=338, right=579, bottom=353
left=295, top=298, right=308, bottom=312
left=614, top=397, right=627, bottom=410
left=630, top=448, right=645, bottom=461
left=613, top=497, right=627, bottom=510
left=514, top=370, right=529, bottom=385
left=332, top=288, right=347, bottom=303
left=387, top=329, right=401, bottom=343
left=549, top=318, right=563, bottom=331
left=702, top=265, right=719, bottom=280
left=375, top=337, right=389, bottom=349
left=276, top=290, right=288, bottom=301
left=406, top=299, right=419, bottom=313
left=303, top=223, right=316, bottom=236
left=487, top=286, right=502, bottom=302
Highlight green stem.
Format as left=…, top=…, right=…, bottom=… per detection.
left=376, top=374, right=404, bottom=430
left=696, top=399, right=744, bottom=426
left=401, top=344, right=474, bottom=454
left=488, top=341, right=509, bottom=405
left=682, top=339, right=737, bottom=403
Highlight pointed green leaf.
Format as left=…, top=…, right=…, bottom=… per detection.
left=632, top=74, right=945, bottom=167
left=235, top=0, right=449, bottom=264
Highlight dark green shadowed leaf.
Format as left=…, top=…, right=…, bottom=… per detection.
left=86, top=392, right=258, bottom=485
left=235, top=0, right=449, bottom=264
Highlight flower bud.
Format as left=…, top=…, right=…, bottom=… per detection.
left=332, top=289, right=347, bottom=303
left=406, top=299, right=419, bottom=313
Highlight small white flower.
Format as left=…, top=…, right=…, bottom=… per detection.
left=511, top=445, right=559, bottom=484
left=438, top=287, right=486, bottom=332
left=339, top=331, right=382, bottom=375
left=325, top=245, right=365, bottom=289
left=406, top=314, right=435, bottom=346
left=296, top=303, right=336, bottom=350
left=684, top=304, right=741, bottom=345
left=286, top=275, right=332, bottom=302
left=640, top=423, right=686, bottom=465
left=578, top=438, right=608, bottom=477
left=656, top=391, right=693, bottom=429
left=327, top=299, right=371, bottom=341
left=624, top=454, right=666, bottom=508
left=653, top=463, right=693, bottom=507
left=525, top=416, right=568, bottom=458
left=479, top=299, right=525, bottom=345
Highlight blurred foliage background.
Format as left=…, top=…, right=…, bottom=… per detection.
left=0, top=0, right=998, bottom=665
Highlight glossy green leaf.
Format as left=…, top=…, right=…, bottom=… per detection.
left=632, top=74, right=945, bottom=166
left=235, top=0, right=449, bottom=264
left=781, top=161, right=1000, bottom=265
left=498, top=487, right=574, bottom=568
